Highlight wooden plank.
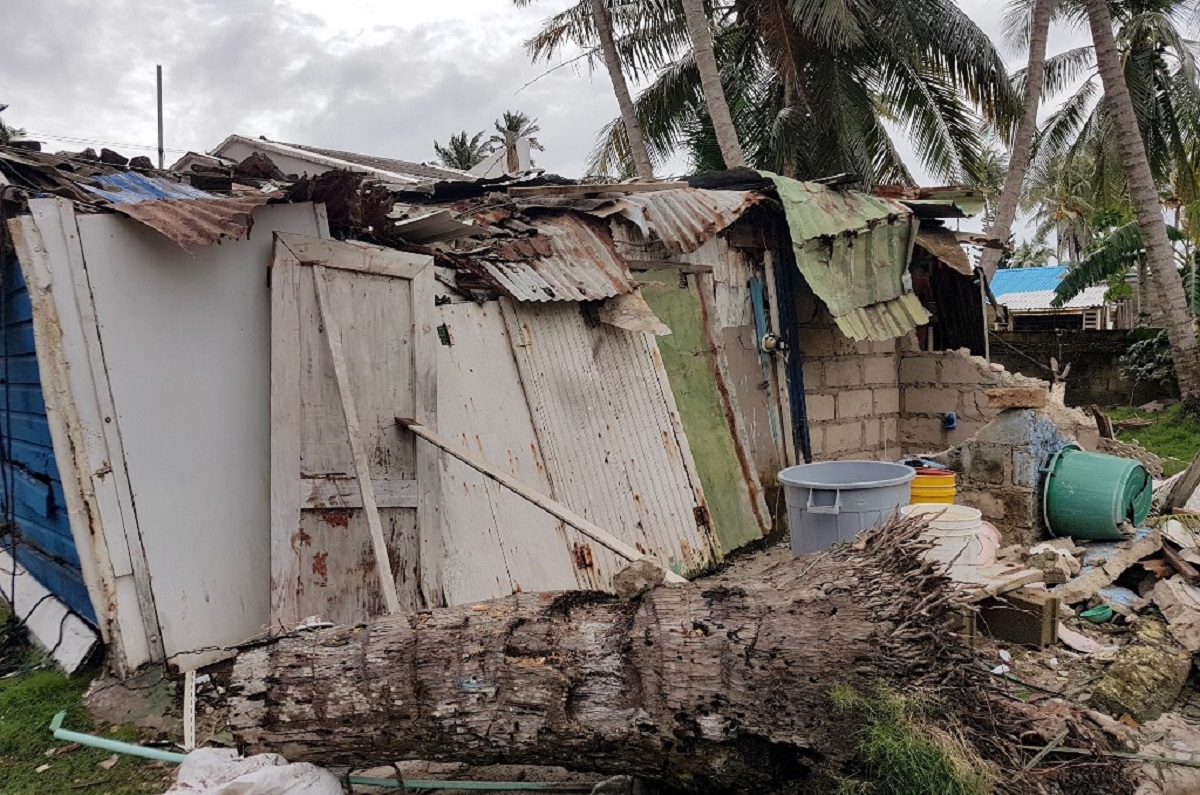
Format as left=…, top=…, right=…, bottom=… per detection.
left=1166, top=453, right=1200, bottom=512
left=1162, top=543, right=1200, bottom=585
left=269, top=245, right=304, bottom=625
left=183, top=670, right=196, bottom=751
left=410, top=259, right=445, bottom=609
left=301, top=476, right=417, bottom=509
left=975, top=588, right=1060, bottom=648
left=275, top=233, right=427, bottom=281
left=1092, top=405, right=1115, bottom=440
left=46, top=200, right=165, bottom=664
left=507, top=181, right=689, bottom=198
left=762, top=251, right=795, bottom=466
left=312, top=264, right=402, bottom=614
left=398, top=418, right=687, bottom=584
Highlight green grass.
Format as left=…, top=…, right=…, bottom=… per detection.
left=830, top=684, right=996, bottom=795
left=0, top=616, right=172, bottom=794
left=1108, top=404, right=1200, bottom=477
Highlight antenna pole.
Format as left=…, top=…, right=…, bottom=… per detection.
left=156, top=65, right=164, bottom=169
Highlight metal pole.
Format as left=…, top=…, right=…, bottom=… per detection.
left=156, top=64, right=164, bottom=169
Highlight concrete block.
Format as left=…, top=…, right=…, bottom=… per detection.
left=900, top=416, right=944, bottom=448
left=802, top=360, right=824, bottom=388
left=957, top=391, right=988, bottom=421
left=882, top=417, right=898, bottom=445
left=983, top=387, right=1047, bottom=409
left=836, top=389, right=873, bottom=419
left=1090, top=621, right=1191, bottom=723
left=824, top=421, right=863, bottom=453
left=903, top=387, right=958, bottom=415
left=863, top=356, right=896, bottom=385
left=942, top=354, right=994, bottom=385
left=944, top=421, right=985, bottom=446
left=898, top=333, right=922, bottom=353
left=825, top=359, right=864, bottom=388
left=958, top=490, right=1007, bottom=522
left=1011, top=448, right=1044, bottom=489
left=864, top=419, right=881, bottom=448
left=967, top=445, right=1010, bottom=485
left=874, top=388, right=900, bottom=415
left=882, top=446, right=902, bottom=461
left=899, top=355, right=939, bottom=384
left=831, top=331, right=859, bottom=356
left=808, top=426, right=825, bottom=456
left=806, top=393, right=835, bottom=422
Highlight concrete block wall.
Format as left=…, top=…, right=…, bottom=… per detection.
left=897, top=345, right=1100, bottom=453
left=797, top=294, right=901, bottom=461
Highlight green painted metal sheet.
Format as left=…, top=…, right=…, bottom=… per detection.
left=764, top=172, right=930, bottom=341
left=640, top=274, right=763, bottom=552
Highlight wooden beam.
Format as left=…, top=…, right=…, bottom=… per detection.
left=1162, top=543, right=1200, bottom=585
left=1092, top=405, right=1115, bottom=440
left=397, top=418, right=688, bottom=584
left=507, top=181, right=689, bottom=198
left=1166, top=452, right=1200, bottom=512
left=627, top=260, right=714, bottom=274
left=314, top=264, right=402, bottom=614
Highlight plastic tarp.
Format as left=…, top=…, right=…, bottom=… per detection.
left=764, top=172, right=930, bottom=341
left=162, top=749, right=342, bottom=795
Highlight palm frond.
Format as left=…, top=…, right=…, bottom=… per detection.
left=1011, top=46, right=1096, bottom=98
left=1053, top=221, right=1186, bottom=305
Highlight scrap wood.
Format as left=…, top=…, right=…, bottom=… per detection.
left=1164, top=452, right=1200, bottom=512
left=1092, top=405, right=1115, bottom=440
left=1057, top=623, right=1119, bottom=655
left=397, top=418, right=687, bottom=583
left=1052, top=529, right=1162, bottom=605
left=1161, top=544, right=1200, bottom=585
left=1141, top=558, right=1174, bottom=579
left=955, top=564, right=1045, bottom=602
left=1150, top=577, right=1200, bottom=652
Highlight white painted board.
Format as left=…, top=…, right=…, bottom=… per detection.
left=73, top=204, right=327, bottom=671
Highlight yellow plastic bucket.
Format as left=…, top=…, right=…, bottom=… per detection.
left=910, top=469, right=956, bottom=504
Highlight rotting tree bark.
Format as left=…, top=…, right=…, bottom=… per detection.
left=229, top=518, right=1128, bottom=794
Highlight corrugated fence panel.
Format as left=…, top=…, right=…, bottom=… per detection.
left=435, top=300, right=581, bottom=600
left=0, top=254, right=94, bottom=622
left=503, top=301, right=720, bottom=581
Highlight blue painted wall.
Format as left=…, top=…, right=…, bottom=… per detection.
left=0, top=253, right=95, bottom=623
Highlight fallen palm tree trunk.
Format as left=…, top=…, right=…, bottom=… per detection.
left=228, top=516, right=1127, bottom=793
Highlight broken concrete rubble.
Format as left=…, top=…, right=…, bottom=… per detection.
left=1089, top=620, right=1192, bottom=723
left=1051, top=529, right=1162, bottom=605
left=1150, top=577, right=1200, bottom=652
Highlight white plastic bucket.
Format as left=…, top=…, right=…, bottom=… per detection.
left=901, top=503, right=984, bottom=571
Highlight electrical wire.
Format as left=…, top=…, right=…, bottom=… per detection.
left=22, top=131, right=191, bottom=156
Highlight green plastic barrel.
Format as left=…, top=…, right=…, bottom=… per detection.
left=1042, top=444, right=1153, bottom=540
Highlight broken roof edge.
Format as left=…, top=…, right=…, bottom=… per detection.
left=209, top=134, right=429, bottom=186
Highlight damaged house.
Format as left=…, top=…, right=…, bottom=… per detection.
left=0, top=141, right=1076, bottom=679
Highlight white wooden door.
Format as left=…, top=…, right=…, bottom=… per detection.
left=270, top=234, right=441, bottom=627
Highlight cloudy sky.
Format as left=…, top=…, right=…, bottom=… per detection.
left=2, top=0, right=1092, bottom=186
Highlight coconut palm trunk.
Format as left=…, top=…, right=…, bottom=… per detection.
left=681, top=0, right=746, bottom=169
left=979, top=0, right=1052, bottom=279
left=1083, top=0, right=1200, bottom=409
left=588, top=0, right=656, bottom=180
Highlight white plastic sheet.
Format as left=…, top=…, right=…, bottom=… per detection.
left=163, top=748, right=342, bottom=795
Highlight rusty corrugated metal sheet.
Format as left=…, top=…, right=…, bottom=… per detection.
left=107, top=193, right=274, bottom=251
left=915, top=225, right=973, bottom=275
left=467, top=213, right=635, bottom=301
left=600, top=188, right=760, bottom=255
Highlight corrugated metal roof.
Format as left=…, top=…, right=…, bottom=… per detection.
left=990, top=265, right=1069, bottom=297
left=83, top=172, right=214, bottom=203
left=466, top=214, right=635, bottom=301
left=600, top=189, right=761, bottom=255
left=767, top=174, right=929, bottom=341
left=107, top=193, right=274, bottom=250
left=1000, top=286, right=1109, bottom=311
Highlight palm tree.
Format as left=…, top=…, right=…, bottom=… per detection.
left=1020, top=152, right=1106, bottom=264
left=680, top=0, right=745, bottom=168
left=433, top=130, right=491, bottom=171
left=488, top=111, right=547, bottom=173
left=523, top=0, right=1016, bottom=183
left=1082, top=0, right=1200, bottom=408
left=979, top=0, right=1053, bottom=279
left=1005, top=240, right=1056, bottom=268
left=515, top=0, right=655, bottom=179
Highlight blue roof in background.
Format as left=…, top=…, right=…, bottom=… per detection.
left=82, top=172, right=214, bottom=204
left=989, top=265, right=1068, bottom=297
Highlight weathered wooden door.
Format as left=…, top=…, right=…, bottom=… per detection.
left=269, top=234, right=441, bottom=627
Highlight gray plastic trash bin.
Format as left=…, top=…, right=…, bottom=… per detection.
left=779, top=461, right=916, bottom=555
